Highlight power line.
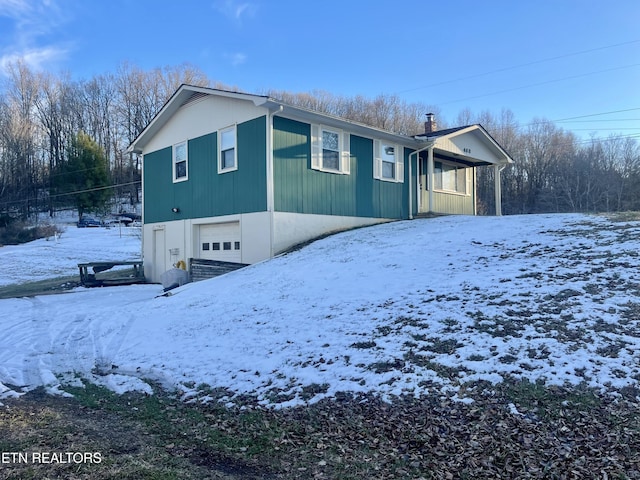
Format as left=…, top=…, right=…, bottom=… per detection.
left=554, top=119, right=640, bottom=124
left=552, top=108, right=640, bottom=122
left=397, top=39, right=640, bottom=94
left=568, top=128, right=640, bottom=131
left=435, top=63, right=640, bottom=106
left=454, top=108, right=640, bottom=133
left=49, top=181, right=141, bottom=199
left=0, top=180, right=141, bottom=207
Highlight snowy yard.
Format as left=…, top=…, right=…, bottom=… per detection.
left=1, top=213, right=639, bottom=407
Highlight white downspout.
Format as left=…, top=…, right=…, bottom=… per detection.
left=473, top=167, right=478, bottom=216
left=494, top=164, right=507, bottom=216
left=408, top=150, right=414, bottom=220
left=427, top=145, right=435, bottom=214
left=268, top=105, right=283, bottom=257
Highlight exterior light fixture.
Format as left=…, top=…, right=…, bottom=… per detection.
left=171, top=207, right=180, bottom=213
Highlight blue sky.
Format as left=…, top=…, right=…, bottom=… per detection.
left=1, top=0, right=639, bottom=140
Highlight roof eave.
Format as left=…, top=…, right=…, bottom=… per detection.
left=127, top=84, right=271, bottom=154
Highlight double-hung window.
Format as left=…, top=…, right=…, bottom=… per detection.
left=373, top=140, right=403, bottom=183
left=322, top=129, right=340, bottom=171
left=173, top=141, right=188, bottom=182
left=218, top=126, right=237, bottom=173
left=311, top=125, right=350, bottom=174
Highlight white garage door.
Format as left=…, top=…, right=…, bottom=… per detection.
left=198, top=222, right=241, bottom=262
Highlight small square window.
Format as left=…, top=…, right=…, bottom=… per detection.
left=212, top=242, right=220, bottom=250
left=202, top=243, right=210, bottom=251
left=223, top=242, right=232, bottom=250
left=234, top=241, right=240, bottom=250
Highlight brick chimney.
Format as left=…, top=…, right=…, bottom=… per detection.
left=424, top=113, right=437, bottom=133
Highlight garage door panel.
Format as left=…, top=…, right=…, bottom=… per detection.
left=199, top=222, right=241, bottom=262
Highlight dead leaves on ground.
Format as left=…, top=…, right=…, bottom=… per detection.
left=204, top=384, right=640, bottom=479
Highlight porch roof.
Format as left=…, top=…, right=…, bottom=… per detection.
left=414, top=124, right=514, bottom=167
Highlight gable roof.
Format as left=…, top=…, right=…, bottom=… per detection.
left=127, top=85, right=271, bottom=154
left=415, top=124, right=514, bottom=166
left=128, top=84, right=513, bottom=166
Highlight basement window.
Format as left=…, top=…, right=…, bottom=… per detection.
left=173, top=141, right=188, bottom=182
left=310, top=125, right=350, bottom=174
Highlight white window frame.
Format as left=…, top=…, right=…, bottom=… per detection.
left=373, top=140, right=404, bottom=183
left=434, top=160, right=469, bottom=195
left=218, top=125, right=238, bottom=174
left=310, top=124, right=350, bottom=175
left=173, top=140, right=188, bottom=183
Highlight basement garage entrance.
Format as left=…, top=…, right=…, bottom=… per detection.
left=198, top=222, right=241, bottom=263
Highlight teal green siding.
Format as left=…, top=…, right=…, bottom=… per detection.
left=143, top=116, right=267, bottom=223
left=273, top=117, right=411, bottom=219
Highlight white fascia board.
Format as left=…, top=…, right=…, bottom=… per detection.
left=128, top=85, right=271, bottom=154
left=271, top=104, right=417, bottom=147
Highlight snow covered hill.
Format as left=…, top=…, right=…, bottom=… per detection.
left=1, top=214, right=639, bottom=407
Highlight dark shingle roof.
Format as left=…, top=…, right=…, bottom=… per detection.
left=413, top=125, right=473, bottom=138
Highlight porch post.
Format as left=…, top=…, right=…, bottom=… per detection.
left=494, top=164, right=503, bottom=216
left=427, top=146, right=434, bottom=213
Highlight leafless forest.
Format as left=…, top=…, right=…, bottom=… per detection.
left=1, top=59, right=638, bottom=218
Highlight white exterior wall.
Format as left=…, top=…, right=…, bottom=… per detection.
left=143, top=212, right=272, bottom=283
left=436, top=133, right=497, bottom=165
left=143, top=95, right=268, bottom=155
left=143, top=210, right=394, bottom=282
left=272, top=212, right=392, bottom=255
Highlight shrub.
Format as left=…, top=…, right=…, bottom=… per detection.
left=0, top=221, right=63, bottom=246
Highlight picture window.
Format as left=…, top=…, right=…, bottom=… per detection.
left=434, top=161, right=467, bottom=194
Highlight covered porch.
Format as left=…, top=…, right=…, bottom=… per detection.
left=411, top=122, right=513, bottom=216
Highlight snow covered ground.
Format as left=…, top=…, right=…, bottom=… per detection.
left=0, top=218, right=141, bottom=287
left=1, top=213, right=639, bottom=407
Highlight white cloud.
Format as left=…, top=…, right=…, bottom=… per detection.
left=0, top=0, right=32, bottom=18
left=1, top=45, right=68, bottom=72
left=215, top=0, right=258, bottom=22
left=226, top=52, right=247, bottom=67
left=0, top=0, right=71, bottom=73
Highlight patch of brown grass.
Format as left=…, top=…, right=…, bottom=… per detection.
left=2, top=381, right=640, bottom=479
